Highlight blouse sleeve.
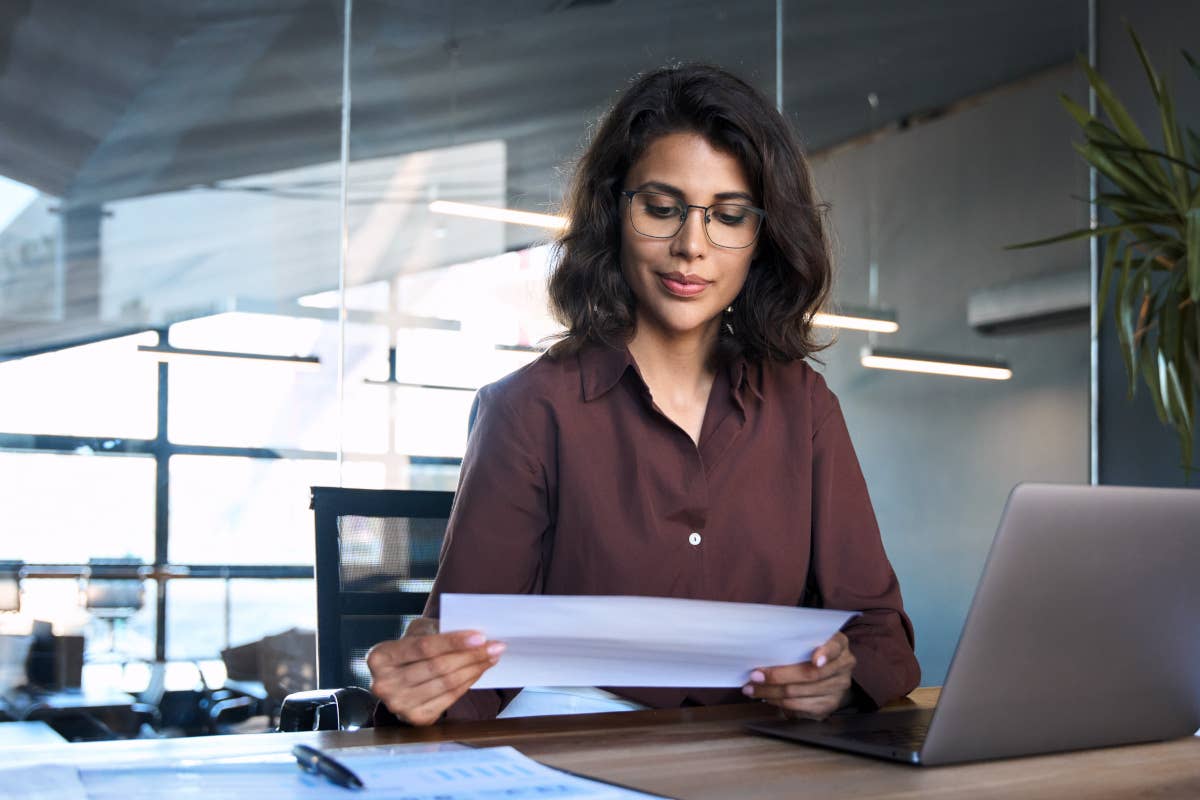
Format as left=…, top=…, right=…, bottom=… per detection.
left=421, top=382, right=554, bottom=720
left=809, top=391, right=921, bottom=708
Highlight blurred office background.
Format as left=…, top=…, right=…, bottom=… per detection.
left=0, top=0, right=1194, bottom=733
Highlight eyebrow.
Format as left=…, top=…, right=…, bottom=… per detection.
left=633, top=181, right=757, bottom=205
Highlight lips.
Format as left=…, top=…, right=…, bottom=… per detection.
left=658, top=271, right=710, bottom=298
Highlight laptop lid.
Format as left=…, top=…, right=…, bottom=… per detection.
left=920, top=483, right=1200, bottom=764
left=748, top=484, right=1200, bottom=766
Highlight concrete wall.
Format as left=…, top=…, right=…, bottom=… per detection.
left=809, top=66, right=1091, bottom=683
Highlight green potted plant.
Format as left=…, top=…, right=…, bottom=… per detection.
left=1012, top=27, right=1199, bottom=477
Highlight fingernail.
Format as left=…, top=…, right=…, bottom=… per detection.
left=815, top=654, right=827, bottom=668
left=742, top=685, right=755, bottom=697
left=465, top=633, right=485, bottom=647
left=750, top=670, right=765, bottom=683
left=486, top=642, right=506, bottom=657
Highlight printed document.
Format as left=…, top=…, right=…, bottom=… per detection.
left=440, top=594, right=857, bottom=689
left=7, top=744, right=662, bottom=799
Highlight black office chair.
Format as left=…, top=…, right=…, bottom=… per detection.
left=278, top=487, right=454, bottom=732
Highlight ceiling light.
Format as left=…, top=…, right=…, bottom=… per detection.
left=860, top=346, right=1012, bottom=381
left=428, top=200, right=567, bottom=230
left=137, top=344, right=321, bottom=371
left=495, top=343, right=546, bottom=353
left=812, top=305, right=898, bottom=333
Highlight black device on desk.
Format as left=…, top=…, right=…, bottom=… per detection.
left=747, top=483, right=1200, bottom=765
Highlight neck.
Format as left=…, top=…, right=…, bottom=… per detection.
left=626, top=316, right=721, bottom=399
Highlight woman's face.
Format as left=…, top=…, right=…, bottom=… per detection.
left=619, top=132, right=758, bottom=344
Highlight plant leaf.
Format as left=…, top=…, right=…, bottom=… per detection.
left=1156, top=77, right=1192, bottom=206
left=1096, top=231, right=1120, bottom=327
left=1059, top=93, right=1093, bottom=128
left=1095, top=192, right=1182, bottom=221
left=1140, top=345, right=1168, bottom=420
left=1116, top=247, right=1137, bottom=397
left=1078, top=54, right=1152, bottom=148
left=1163, top=281, right=1182, bottom=362
left=1091, top=141, right=1200, bottom=175
left=1125, top=26, right=1192, bottom=202
left=1184, top=49, right=1200, bottom=84
left=1165, top=355, right=1193, bottom=435
left=1076, top=142, right=1173, bottom=210
left=1128, top=25, right=1163, bottom=97
left=1078, top=53, right=1170, bottom=190
left=1006, top=221, right=1147, bottom=250
left=1188, top=208, right=1200, bottom=303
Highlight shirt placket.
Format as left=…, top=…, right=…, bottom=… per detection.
left=635, top=373, right=747, bottom=593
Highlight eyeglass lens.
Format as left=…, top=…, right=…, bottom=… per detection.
left=627, top=191, right=761, bottom=248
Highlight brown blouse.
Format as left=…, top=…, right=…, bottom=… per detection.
left=420, top=342, right=919, bottom=721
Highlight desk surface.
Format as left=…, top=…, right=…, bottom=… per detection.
left=7, top=688, right=1200, bottom=799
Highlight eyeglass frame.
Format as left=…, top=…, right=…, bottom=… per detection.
left=619, top=190, right=766, bottom=250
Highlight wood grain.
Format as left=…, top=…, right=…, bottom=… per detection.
left=7, top=688, right=1200, bottom=799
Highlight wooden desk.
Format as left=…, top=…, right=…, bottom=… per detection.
left=7, top=688, right=1200, bottom=799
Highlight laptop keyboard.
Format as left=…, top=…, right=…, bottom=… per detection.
left=833, top=721, right=930, bottom=750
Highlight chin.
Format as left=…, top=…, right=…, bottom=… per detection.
left=642, top=303, right=722, bottom=338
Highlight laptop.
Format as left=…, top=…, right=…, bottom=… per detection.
left=746, top=483, right=1200, bottom=765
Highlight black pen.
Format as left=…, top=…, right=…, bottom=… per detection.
left=292, top=743, right=365, bottom=790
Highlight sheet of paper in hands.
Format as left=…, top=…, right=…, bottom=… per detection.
left=439, top=594, right=858, bottom=689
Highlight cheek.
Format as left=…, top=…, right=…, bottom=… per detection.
left=725, top=259, right=754, bottom=299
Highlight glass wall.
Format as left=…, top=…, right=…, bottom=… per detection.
left=0, top=1, right=345, bottom=684
left=0, top=0, right=1088, bottom=710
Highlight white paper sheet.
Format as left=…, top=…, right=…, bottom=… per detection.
left=66, top=743, right=660, bottom=799
left=440, top=594, right=857, bottom=689
left=0, top=766, right=88, bottom=800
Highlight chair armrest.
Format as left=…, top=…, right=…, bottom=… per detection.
left=277, top=687, right=378, bottom=732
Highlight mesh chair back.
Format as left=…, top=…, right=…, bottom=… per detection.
left=310, top=487, right=453, bottom=689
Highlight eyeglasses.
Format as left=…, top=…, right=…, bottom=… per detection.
left=620, top=190, right=765, bottom=249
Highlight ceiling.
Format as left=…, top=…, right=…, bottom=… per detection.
left=0, top=0, right=1087, bottom=356
left=0, top=0, right=1087, bottom=202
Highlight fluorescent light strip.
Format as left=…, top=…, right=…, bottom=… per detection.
left=363, top=378, right=477, bottom=391
left=860, top=347, right=1012, bottom=381
left=429, top=200, right=567, bottom=230
left=812, top=312, right=899, bottom=334
left=137, top=344, right=321, bottom=371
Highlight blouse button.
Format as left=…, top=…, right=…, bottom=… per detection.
left=688, top=532, right=702, bottom=546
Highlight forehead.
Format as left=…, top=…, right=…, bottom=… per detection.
left=625, top=132, right=753, bottom=200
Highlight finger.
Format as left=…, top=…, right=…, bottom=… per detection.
left=367, top=629, right=487, bottom=671
left=778, top=695, right=842, bottom=721
left=810, top=633, right=848, bottom=669
left=372, top=641, right=504, bottom=707
left=388, top=653, right=502, bottom=725
left=746, top=672, right=851, bottom=701
left=395, top=641, right=505, bottom=688
left=751, top=649, right=856, bottom=686
left=404, top=617, right=439, bottom=638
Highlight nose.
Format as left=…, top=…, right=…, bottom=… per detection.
left=670, top=205, right=708, bottom=259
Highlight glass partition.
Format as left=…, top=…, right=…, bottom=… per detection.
left=0, top=1, right=1090, bottom=714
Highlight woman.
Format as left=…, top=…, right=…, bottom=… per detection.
left=368, top=64, right=919, bottom=726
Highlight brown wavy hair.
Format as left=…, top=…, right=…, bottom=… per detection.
left=547, top=63, right=833, bottom=363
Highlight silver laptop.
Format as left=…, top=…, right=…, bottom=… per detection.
left=746, top=483, right=1200, bottom=765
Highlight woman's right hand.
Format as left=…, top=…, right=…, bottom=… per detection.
left=365, top=616, right=506, bottom=726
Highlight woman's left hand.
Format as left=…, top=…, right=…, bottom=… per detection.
left=742, top=632, right=856, bottom=720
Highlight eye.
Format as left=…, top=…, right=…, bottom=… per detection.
left=712, top=205, right=750, bottom=226
left=644, top=202, right=680, bottom=218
